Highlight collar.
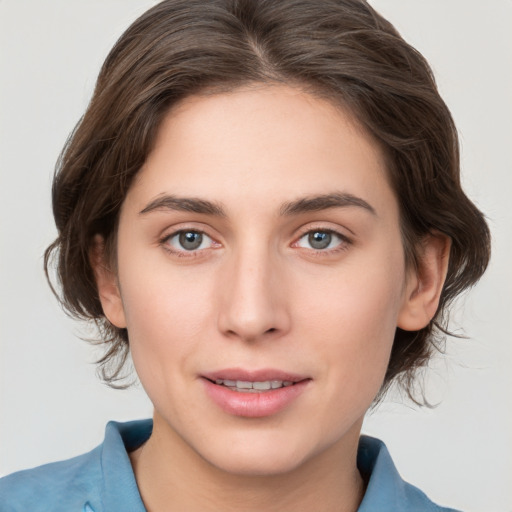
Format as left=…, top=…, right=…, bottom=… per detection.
left=97, top=419, right=152, bottom=511
left=92, top=420, right=456, bottom=512
left=357, top=435, right=412, bottom=511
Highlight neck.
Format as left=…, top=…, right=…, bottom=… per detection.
left=130, top=413, right=365, bottom=512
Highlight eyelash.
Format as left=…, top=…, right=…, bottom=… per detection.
left=293, top=228, right=351, bottom=255
left=159, top=230, right=218, bottom=258
left=159, top=227, right=352, bottom=258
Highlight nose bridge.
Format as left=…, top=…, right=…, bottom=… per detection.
left=217, top=237, right=289, bottom=341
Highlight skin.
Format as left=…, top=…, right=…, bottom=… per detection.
left=94, top=85, right=449, bottom=512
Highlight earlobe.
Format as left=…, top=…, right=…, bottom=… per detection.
left=397, top=233, right=451, bottom=331
left=90, top=235, right=127, bottom=329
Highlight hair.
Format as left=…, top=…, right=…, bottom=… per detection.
left=45, top=0, right=490, bottom=401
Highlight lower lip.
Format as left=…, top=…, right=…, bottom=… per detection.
left=202, top=379, right=310, bottom=418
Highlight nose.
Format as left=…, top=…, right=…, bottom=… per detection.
left=216, top=245, right=291, bottom=342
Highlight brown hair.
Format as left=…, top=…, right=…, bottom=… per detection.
left=45, top=0, right=491, bottom=401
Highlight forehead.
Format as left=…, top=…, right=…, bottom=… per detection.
left=125, top=85, right=396, bottom=220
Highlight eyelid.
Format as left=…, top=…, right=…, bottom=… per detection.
left=293, top=222, right=352, bottom=241
left=168, top=231, right=213, bottom=249
left=291, top=224, right=353, bottom=253
left=158, top=221, right=220, bottom=243
left=159, top=225, right=222, bottom=257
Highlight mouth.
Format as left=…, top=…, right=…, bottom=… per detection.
left=209, top=378, right=296, bottom=393
left=201, top=369, right=310, bottom=417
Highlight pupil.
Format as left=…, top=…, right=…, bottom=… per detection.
left=309, top=231, right=331, bottom=249
left=179, top=231, right=202, bottom=250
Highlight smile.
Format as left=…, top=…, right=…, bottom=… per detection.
left=202, top=369, right=310, bottom=417
left=213, top=379, right=294, bottom=392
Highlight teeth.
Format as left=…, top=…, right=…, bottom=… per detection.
left=214, top=379, right=295, bottom=392
left=253, top=381, right=271, bottom=390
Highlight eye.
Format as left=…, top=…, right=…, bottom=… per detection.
left=295, top=230, right=346, bottom=251
left=165, top=230, right=214, bottom=252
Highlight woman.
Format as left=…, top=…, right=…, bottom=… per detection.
left=0, top=1, right=491, bottom=511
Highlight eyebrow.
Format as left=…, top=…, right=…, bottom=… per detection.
left=139, top=195, right=227, bottom=217
left=139, top=192, right=376, bottom=217
left=279, top=192, right=376, bottom=217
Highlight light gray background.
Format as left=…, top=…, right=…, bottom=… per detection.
left=0, top=1, right=511, bottom=511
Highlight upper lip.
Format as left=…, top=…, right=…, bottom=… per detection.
left=202, top=368, right=310, bottom=383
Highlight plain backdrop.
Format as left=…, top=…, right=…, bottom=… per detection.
left=0, top=1, right=511, bottom=511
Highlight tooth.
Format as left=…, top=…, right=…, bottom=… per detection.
left=253, top=381, right=271, bottom=390
left=215, top=379, right=294, bottom=391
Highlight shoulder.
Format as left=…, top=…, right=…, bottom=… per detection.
left=400, top=480, right=461, bottom=512
left=357, top=435, right=462, bottom=512
left=0, top=419, right=151, bottom=512
left=0, top=446, right=102, bottom=512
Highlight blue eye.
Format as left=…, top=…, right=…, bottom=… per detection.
left=166, top=230, right=213, bottom=251
left=296, top=230, right=344, bottom=250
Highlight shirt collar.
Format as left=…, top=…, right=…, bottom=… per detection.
left=99, top=419, right=152, bottom=511
left=357, top=435, right=407, bottom=511
left=95, top=421, right=443, bottom=512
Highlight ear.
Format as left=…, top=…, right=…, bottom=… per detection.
left=397, top=233, right=451, bottom=331
left=90, top=235, right=127, bottom=329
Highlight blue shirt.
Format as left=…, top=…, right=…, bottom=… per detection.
left=0, top=419, right=461, bottom=512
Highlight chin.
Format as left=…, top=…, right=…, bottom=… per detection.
left=196, top=430, right=318, bottom=477
left=210, top=449, right=308, bottom=477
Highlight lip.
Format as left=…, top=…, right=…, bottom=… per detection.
left=201, top=368, right=311, bottom=418
left=203, top=368, right=307, bottom=383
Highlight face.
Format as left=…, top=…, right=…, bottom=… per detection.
left=102, top=85, right=419, bottom=475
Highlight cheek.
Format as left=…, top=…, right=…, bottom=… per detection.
left=118, top=264, right=216, bottom=382
left=296, top=251, right=406, bottom=390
